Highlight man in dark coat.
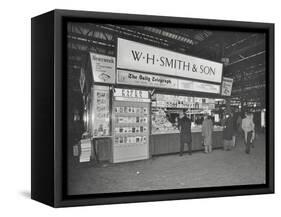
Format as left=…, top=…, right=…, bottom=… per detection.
left=223, top=112, right=234, bottom=151
left=178, top=110, right=192, bottom=156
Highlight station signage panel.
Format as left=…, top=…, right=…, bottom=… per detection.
left=117, top=38, right=223, bottom=83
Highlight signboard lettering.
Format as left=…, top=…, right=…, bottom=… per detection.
left=114, top=88, right=149, bottom=99
left=117, top=70, right=178, bottom=89
left=117, top=38, right=223, bottom=83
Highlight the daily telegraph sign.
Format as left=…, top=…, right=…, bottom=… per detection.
left=117, top=38, right=223, bottom=83
left=118, top=69, right=221, bottom=94
left=118, top=69, right=178, bottom=90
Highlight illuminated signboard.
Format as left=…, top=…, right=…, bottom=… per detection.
left=178, top=79, right=221, bottom=94
left=117, top=69, right=221, bottom=94
left=117, top=38, right=223, bottom=83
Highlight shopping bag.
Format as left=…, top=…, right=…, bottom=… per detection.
left=202, top=140, right=205, bottom=147
left=251, top=131, right=255, bottom=141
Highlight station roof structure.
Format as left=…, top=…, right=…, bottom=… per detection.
left=67, top=22, right=266, bottom=108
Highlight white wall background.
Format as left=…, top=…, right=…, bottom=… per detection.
left=0, top=0, right=279, bottom=215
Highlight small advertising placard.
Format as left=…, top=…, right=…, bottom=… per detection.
left=90, top=53, right=116, bottom=84
left=221, top=77, right=234, bottom=96
left=92, top=85, right=110, bottom=137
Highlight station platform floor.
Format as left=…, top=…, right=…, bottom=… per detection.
left=68, top=133, right=266, bottom=195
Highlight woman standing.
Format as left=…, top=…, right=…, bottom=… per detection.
left=202, top=114, right=213, bottom=153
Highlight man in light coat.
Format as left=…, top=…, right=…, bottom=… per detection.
left=242, top=112, right=255, bottom=154
left=202, top=114, right=213, bottom=153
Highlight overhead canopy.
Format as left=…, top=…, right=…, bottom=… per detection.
left=68, top=23, right=266, bottom=106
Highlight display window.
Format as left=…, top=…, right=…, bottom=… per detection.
left=151, top=93, right=222, bottom=134
left=112, top=88, right=150, bottom=163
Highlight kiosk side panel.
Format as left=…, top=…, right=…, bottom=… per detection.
left=31, top=11, right=55, bottom=207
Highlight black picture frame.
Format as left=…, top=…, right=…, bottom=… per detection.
left=31, top=9, right=274, bottom=207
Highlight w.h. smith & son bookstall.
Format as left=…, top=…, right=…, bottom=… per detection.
left=75, top=38, right=233, bottom=163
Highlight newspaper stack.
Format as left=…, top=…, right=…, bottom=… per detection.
left=79, top=138, right=92, bottom=162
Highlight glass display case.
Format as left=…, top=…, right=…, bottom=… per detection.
left=151, top=107, right=179, bottom=134
left=113, top=105, right=149, bottom=144
left=112, top=88, right=150, bottom=163
left=151, top=93, right=220, bottom=134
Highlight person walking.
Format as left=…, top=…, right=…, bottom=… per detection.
left=242, top=112, right=255, bottom=154
left=178, top=110, right=192, bottom=156
left=223, top=112, right=234, bottom=151
left=202, top=114, right=213, bottom=153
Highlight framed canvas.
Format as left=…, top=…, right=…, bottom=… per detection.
left=31, top=9, right=274, bottom=207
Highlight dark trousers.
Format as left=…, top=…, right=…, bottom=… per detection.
left=245, top=131, right=253, bottom=154
left=180, top=140, right=192, bottom=155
